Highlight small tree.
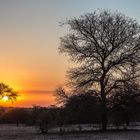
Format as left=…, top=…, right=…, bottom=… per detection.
left=59, top=10, right=140, bottom=130
left=0, top=83, right=18, bottom=103
left=55, top=87, right=69, bottom=105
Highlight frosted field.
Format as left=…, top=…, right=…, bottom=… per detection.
left=0, top=124, right=140, bottom=140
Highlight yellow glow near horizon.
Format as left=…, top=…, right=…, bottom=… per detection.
left=2, top=96, right=9, bottom=102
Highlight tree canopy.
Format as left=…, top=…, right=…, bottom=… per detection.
left=0, top=83, right=18, bottom=103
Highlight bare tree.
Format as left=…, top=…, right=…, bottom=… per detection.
left=59, top=10, right=140, bottom=130
left=55, top=87, right=70, bottom=105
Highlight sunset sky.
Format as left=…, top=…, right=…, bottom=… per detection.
left=0, top=0, right=140, bottom=107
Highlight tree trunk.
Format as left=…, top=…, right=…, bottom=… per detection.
left=101, top=106, right=108, bottom=131
left=100, top=78, right=108, bottom=131
left=100, top=70, right=108, bottom=131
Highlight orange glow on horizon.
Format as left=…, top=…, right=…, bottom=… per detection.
left=0, top=89, right=56, bottom=107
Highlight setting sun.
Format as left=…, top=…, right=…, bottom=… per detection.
left=2, top=96, right=9, bottom=101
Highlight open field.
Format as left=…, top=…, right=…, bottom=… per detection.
left=1, top=124, right=140, bottom=140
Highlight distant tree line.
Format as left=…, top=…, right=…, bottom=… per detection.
left=0, top=83, right=140, bottom=133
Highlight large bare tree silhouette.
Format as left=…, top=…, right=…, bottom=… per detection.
left=59, top=10, right=140, bottom=130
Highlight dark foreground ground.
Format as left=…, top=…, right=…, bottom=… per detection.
left=0, top=124, right=140, bottom=140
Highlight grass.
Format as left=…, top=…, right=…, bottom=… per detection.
left=0, top=124, right=140, bottom=140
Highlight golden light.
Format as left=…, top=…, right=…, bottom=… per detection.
left=2, top=96, right=9, bottom=101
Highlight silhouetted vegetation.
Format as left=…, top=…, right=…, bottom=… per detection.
left=58, top=10, right=140, bottom=130
left=0, top=83, right=18, bottom=102
left=61, top=92, right=102, bottom=124
left=0, top=108, right=31, bottom=125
